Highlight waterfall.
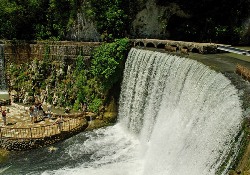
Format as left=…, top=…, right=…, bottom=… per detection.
left=0, top=44, right=7, bottom=92
left=25, top=47, right=243, bottom=175
left=118, top=48, right=243, bottom=174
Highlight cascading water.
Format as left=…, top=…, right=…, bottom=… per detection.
left=119, top=48, right=243, bottom=174
left=0, top=44, right=7, bottom=93
left=1, top=48, right=243, bottom=175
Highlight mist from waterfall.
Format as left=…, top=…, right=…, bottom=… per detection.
left=0, top=44, right=7, bottom=92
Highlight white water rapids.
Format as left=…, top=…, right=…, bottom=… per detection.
left=0, top=44, right=7, bottom=91
left=43, top=48, right=243, bottom=175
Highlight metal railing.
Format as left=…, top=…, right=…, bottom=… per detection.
left=0, top=116, right=86, bottom=139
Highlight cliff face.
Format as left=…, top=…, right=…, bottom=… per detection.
left=0, top=0, right=249, bottom=44
left=4, top=41, right=100, bottom=109
left=3, top=39, right=130, bottom=116
left=64, top=0, right=250, bottom=44
left=66, top=8, right=101, bottom=42
left=130, top=0, right=188, bottom=39
left=66, top=0, right=188, bottom=40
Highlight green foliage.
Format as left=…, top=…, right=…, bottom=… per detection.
left=0, top=0, right=250, bottom=44
left=33, top=0, right=66, bottom=39
left=47, top=94, right=53, bottom=104
left=75, top=55, right=88, bottom=75
left=0, top=0, right=49, bottom=39
left=74, top=55, right=88, bottom=104
left=0, top=0, right=78, bottom=40
left=88, top=0, right=128, bottom=41
left=73, top=99, right=81, bottom=111
left=8, top=38, right=130, bottom=114
left=75, top=72, right=87, bottom=103
left=88, top=96, right=102, bottom=113
left=91, top=38, right=130, bottom=90
left=72, top=38, right=130, bottom=112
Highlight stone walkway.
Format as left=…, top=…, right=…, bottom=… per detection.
left=0, top=103, right=89, bottom=150
left=0, top=103, right=89, bottom=142
left=0, top=103, right=57, bottom=128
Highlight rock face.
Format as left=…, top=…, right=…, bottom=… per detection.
left=131, top=0, right=188, bottom=39
left=64, top=0, right=189, bottom=40
left=66, top=11, right=101, bottom=42
left=2, top=41, right=97, bottom=110
left=131, top=0, right=166, bottom=38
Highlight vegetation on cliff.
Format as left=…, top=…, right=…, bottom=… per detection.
left=74, top=38, right=130, bottom=112
left=8, top=38, right=131, bottom=114
left=0, top=0, right=127, bottom=41
left=0, top=0, right=250, bottom=44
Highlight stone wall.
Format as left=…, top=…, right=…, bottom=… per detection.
left=1, top=40, right=101, bottom=108
left=2, top=40, right=101, bottom=64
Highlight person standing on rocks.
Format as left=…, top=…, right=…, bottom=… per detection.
left=33, top=105, right=38, bottom=123
left=82, top=103, right=87, bottom=116
left=1, top=109, right=7, bottom=126
left=47, top=104, right=52, bottom=118
left=54, top=116, right=65, bottom=132
left=29, top=106, right=34, bottom=123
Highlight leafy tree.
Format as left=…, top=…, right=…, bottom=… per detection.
left=88, top=0, right=128, bottom=41
left=0, top=0, right=49, bottom=39
left=91, top=38, right=130, bottom=90
left=35, top=0, right=71, bottom=40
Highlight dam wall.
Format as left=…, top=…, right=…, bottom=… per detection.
left=1, top=40, right=101, bottom=64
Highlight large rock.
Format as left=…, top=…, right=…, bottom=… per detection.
left=131, top=0, right=187, bottom=38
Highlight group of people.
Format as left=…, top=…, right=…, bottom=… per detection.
left=0, top=105, right=7, bottom=126
left=29, top=101, right=46, bottom=123
left=28, top=102, right=64, bottom=131
left=0, top=99, right=88, bottom=131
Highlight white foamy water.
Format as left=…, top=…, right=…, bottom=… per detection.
left=46, top=48, right=243, bottom=175
left=0, top=44, right=7, bottom=91
left=42, top=124, right=143, bottom=175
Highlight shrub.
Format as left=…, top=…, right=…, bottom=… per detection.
left=91, top=38, right=130, bottom=91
